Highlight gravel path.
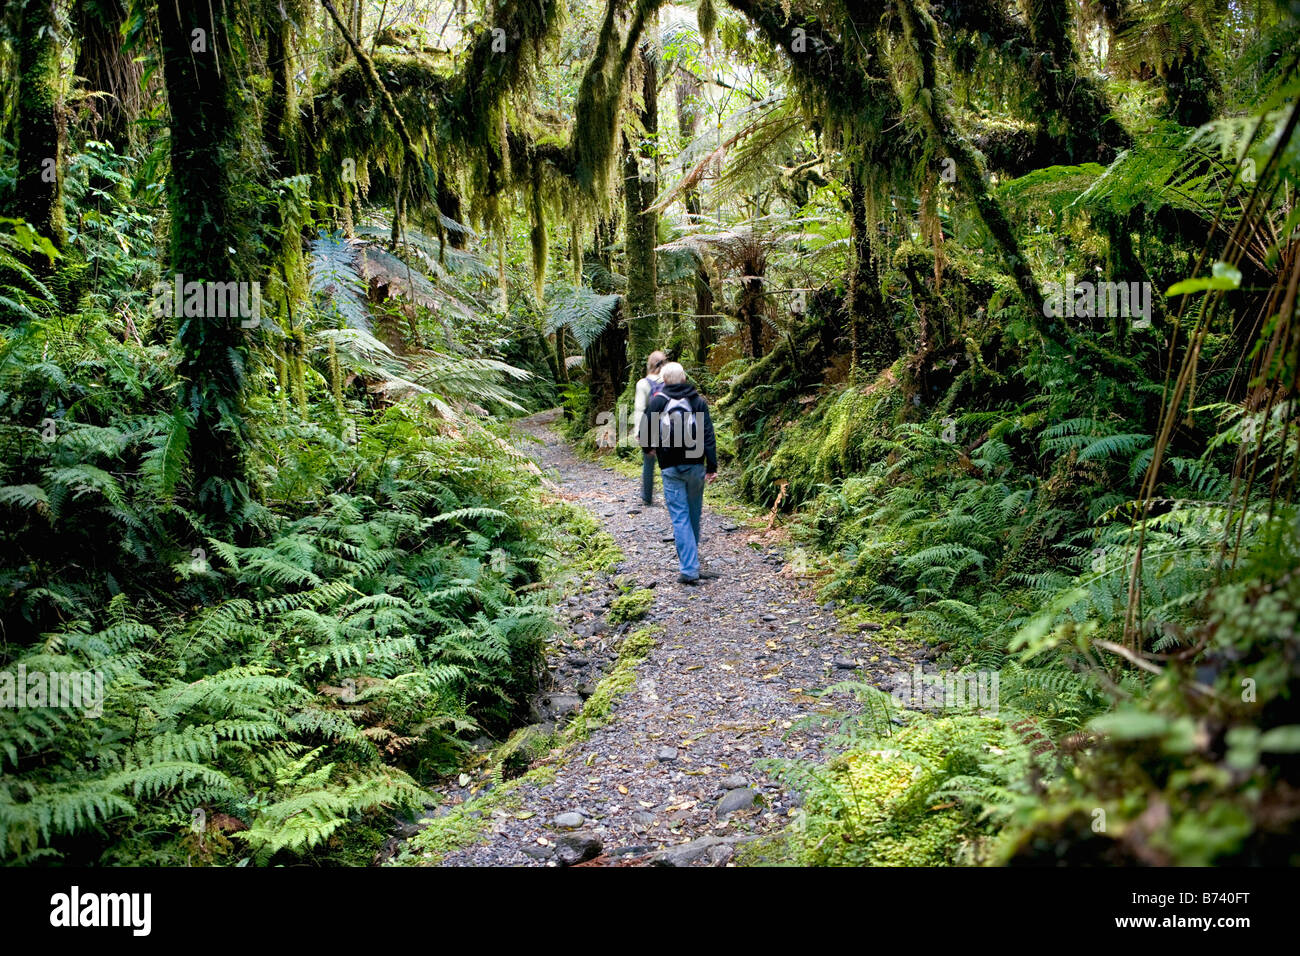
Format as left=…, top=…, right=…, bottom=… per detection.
left=430, top=409, right=914, bottom=867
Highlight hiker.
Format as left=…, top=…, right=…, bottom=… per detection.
left=632, top=350, right=667, bottom=506
left=639, top=361, right=719, bottom=585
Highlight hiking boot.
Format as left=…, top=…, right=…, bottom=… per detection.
left=677, top=573, right=700, bottom=585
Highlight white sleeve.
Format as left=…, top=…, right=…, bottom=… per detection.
left=633, top=378, right=648, bottom=422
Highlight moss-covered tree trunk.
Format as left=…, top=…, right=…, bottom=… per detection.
left=622, top=41, right=659, bottom=375
left=438, top=172, right=467, bottom=249
left=261, top=4, right=307, bottom=421
left=552, top=326, right=568, bottom=385
left=676, top=69, right=716, bottom=368
left=1099, top=207, right=1167, bottom=342
left=740, top=262, right=766, bottom=358
left=586, top=218, right=628, bottom=427
left=847, top=162, right=897, bottom=375
left=690, top=206, right=716, bottom=367
left=933, top=0, right=1130, bottom=166
left=586, top=309, right=629, bottom=429
left=157, top=0, right=252, bottom=524
left=263, top=4, right=295, bottom=172
left=13, top=0, right=68, bottom=269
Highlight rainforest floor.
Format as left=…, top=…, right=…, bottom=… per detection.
left=391, top=408, right=930, bottom=867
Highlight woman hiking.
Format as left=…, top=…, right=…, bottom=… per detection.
left=638, top=362, right=719, bottom=585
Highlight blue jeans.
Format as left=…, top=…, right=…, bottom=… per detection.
left=661, top=463, right=705, bottom=579
left=641, top=451, right=657, bottom=505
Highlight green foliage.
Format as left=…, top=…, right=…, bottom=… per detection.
left=544, top=280, right=621, bottom=350
left=0, top=300, right=564, bottom=864
left=760, top=711, right=1028, bottom=866
left=718, top=48, right=1300, bottom=864
left=608, top=587, right=654, bottom=623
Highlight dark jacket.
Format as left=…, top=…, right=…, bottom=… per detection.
left=639, top=381, right=717, bottom=473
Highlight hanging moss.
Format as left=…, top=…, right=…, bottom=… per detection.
left=894, top=0, right=1062, bottom=348
left=698, top=0, right=717, bottom=46
left=570, top=0, right=664, bottom=199
left=570, top=0, right=630, bottom=197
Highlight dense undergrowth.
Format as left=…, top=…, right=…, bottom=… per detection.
left=720, top=183, right=1300, bottom=867
left=0, top=126, right=586, bottom=863
left=0, top=305, right=580, bottom=864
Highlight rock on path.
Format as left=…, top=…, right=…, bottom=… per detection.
left=432, top=408, right=908, bottom=867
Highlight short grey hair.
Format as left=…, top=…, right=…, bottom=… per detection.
left=660, top=361, right=686, bottom=385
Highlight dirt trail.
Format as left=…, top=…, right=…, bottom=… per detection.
left=433, top=409, right=911, bottom=866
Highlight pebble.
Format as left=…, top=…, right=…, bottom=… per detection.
left=555, top=832, right=603, bottom=866
left=553, top=812, right=585, bottom=828
left=716, top=788, right=758, bottom=818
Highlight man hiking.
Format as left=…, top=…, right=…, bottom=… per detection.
left=639, top=362, right=719, bottom=585
left=632, top=350, right=667, bottom=506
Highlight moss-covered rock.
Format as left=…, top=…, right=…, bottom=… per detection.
left=609, top=587, right=654, bottom=623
